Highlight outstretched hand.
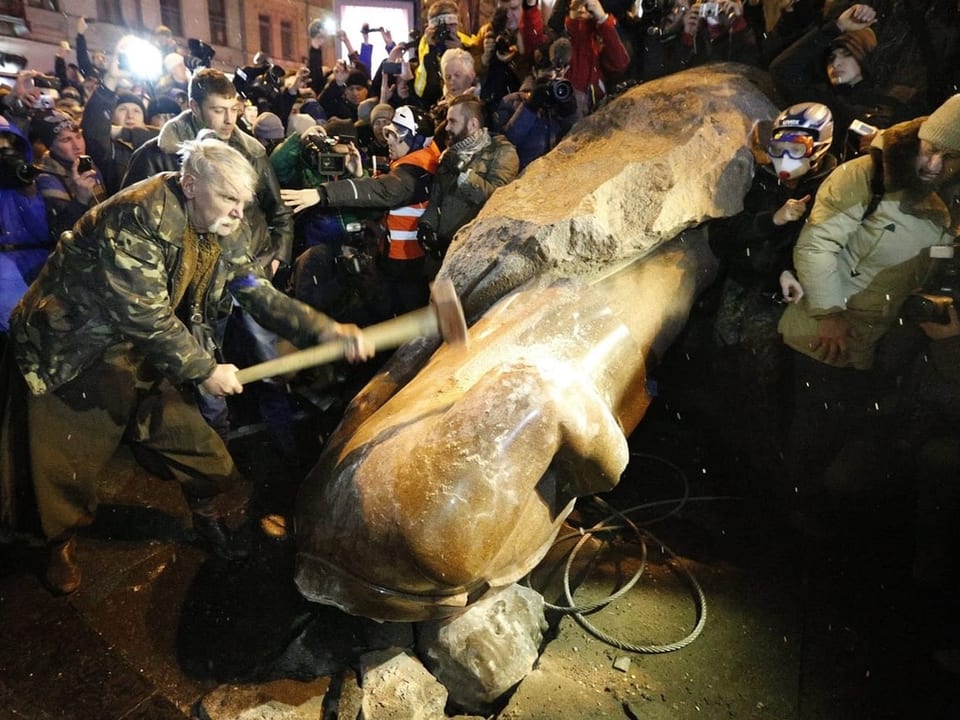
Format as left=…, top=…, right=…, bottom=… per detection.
left=281, top=188, right=322, bottom=213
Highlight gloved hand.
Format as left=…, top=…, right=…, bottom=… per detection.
left=417, top=224, right=441, bottom=253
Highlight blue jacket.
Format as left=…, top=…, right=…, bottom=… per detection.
left=0, top=121, right=49, bottom=331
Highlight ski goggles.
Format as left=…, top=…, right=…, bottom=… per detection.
left=767, top=132, right=815, bottom=160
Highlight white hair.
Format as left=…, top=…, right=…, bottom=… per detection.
left=177, top=131, right=257, bottom=196
left=440, top=48, right=476, bottom=80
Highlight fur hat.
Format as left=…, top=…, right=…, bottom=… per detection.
left=31, top=109, right=79, bottom=147
left=832, top=28, right=876, bottom=64
left=324, top=117, right=357, bottom=141
left=919, top=94, right=960, bottom=153
left=356, top=97, right=378, bottom=124
left=428, top=0, right=459, bottom=20
left=370, top=103, right=395, bottom=125
left=253, top=111, right=285, bottom=140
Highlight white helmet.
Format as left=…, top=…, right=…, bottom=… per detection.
left=767, top=102, right=834, bottom=179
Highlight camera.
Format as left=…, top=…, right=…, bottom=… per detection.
left=699, top=2, right=720, bottom=17
left=435, top=21, right=452, bottom=44
left=529, top=71, right=575, bottom=114
left=0, top=146, right=37, bottom=189
left=301, top=135, right=347, bottom=176
left=33, top=74, right=61, bottom=90
left=185, top=38, right=216, bottom=71
left=397, top=29, right=422, bottom=52
left=77, top=155, right=94, bottom=174
left=491, top=7, right=513, bottom=55
left=901, top=245, right=960, bottom=324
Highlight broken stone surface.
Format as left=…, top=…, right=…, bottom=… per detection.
left=295, top=65, right=776, bottom=623
left=358, top=648, right=448, bottom=720
left=441, top=63, right=777, bottom=320
left=416, top=584, right=548, bottom=714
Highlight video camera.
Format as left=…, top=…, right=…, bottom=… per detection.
left=0, top=146, right=37, bottom=189
left=901, top=245, right=960, bottom=324
left=234, top=53, right=286, bottom=107
left=185, top=39, right=216, bottom=71
left=301, top=134, right=347, bottom=176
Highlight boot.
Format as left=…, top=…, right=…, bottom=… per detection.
left=44, top=536, right=81, bottom=596
left=191, top=513, right=249, bottom=561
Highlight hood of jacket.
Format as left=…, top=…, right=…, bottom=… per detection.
left=873, top=118, right=958, bottom=230
left=0, top=119, right=33, bottom=162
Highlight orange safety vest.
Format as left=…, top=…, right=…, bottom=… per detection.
left=385, top=143, right=441, bottom=261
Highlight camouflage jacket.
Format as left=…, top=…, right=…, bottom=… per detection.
left=10, top=173, right=335, bottom=396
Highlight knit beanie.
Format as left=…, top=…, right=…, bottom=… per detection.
left=253, top=111, right=285, bottom=140
left=370, top=103, right=395, bottom=125
left=832, top=27, right=876, bottom=64
left=31, top=109, right=79, bottom=148
left=146, top=96, right=181, bottom=122
left=919, top=94, right=960, bottom=153
left=357, top=97, right=378, bottom=124
left=345, top=70, right=369, bottom=89
left=115, top=91, right=146, bottom=116
left=287, top=113, right=318, bottom=137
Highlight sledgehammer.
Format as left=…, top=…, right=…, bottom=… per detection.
left=235, top=278, right=468, bottom=385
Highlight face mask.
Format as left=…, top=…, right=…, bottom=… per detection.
left=771, top=155, right=811, bottom=180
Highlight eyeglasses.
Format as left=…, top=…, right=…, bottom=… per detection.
left=767, top=133, right=814, bottom=160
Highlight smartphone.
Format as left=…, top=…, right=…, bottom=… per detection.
left=77, top=155, right=93, bottom=173
left=382, top=61, right=402, bottom=75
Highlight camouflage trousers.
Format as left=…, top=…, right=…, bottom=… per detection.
left=1, top=345, right=237, bottom=541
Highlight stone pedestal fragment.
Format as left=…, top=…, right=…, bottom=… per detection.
left=358, top=648, right=448, bottom=720
left=417, top=584, right=547, bottom=714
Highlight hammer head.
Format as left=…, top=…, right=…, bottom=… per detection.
left=430, top=277, right=469, bottom=349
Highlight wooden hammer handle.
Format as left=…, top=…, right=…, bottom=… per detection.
left=234, top=305, right=439, bottom=385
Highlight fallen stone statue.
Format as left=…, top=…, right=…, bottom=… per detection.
left=295, top=64, right=778, bottom=623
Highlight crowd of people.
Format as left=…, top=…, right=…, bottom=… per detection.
left=0, top=0, right=959, bottom=609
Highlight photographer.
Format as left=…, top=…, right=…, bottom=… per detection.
left=499, top=44, right=577, bottom=168
left=478, top=0, right=549, bottom=117
left=564, top=0, right=630, bottom=117
left=282, top=106, right=440, bottom=317
left=32, top=109, right=105, bottom=244
left=0, top=115, right=49, bottom=346
left=675, top=0, right=760, bottom=70
left=319, top=62, right=370, bottom=122
left=413, top=0, right=480, bottom=108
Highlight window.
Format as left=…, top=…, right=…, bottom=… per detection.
left=258, top=14, right=272, bottom=56
left=336, top=1, right=414, bottom=69
left=280, top=20, right=293, bottom=60
left=208, top=0, right=227, bottom=46
left=95, top=0, right=124, bottom=26
left=159, top=0, right=183, bottom=37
